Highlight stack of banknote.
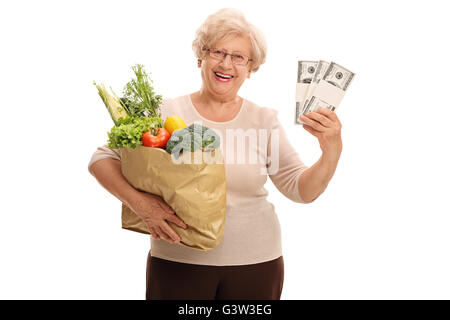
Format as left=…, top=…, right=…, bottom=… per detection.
left=295, top=60, right=355, bottom=125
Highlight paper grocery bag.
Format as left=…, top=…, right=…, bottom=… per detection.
left=120, top=146, right=226, bottom=251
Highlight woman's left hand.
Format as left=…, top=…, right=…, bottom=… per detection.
left=299, top=107, right=343, bottom=158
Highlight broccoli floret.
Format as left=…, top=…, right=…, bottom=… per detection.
left=188, top=124, right=220, bottom=149
left=165, top=124, right=220, bottom=158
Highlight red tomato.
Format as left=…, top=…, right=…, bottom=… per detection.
left=142, top=128, right=171, bottom=148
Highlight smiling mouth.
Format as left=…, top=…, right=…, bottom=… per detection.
left=214, top=71, right=234, bottom=79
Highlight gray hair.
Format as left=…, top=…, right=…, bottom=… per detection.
left=192, top=8, right=267, bottom=73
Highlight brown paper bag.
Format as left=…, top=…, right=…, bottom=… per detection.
left=120, top=146, right=226, bottom=251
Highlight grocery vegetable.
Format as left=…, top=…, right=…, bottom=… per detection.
left=189, top=124, right=220, bottom=150
left=142, top=128, right=171, bottom=148
left=93, top=82, right=128, bottom=125
left=121, top=64, right=162, bottom=118
left=164, top=115, right=187, bottom=134
left=165, top=123, right=220, bottom=157
left=108, top=116, right=162, bottom=149
left=94, top=64, right=167, bottom=149
left=165, top=128, right=198, bottom=157
left=95, top=65, right=217, bottom=153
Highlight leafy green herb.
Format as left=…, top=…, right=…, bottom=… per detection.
left=107, top=116, right=163, bottom=149
left=121, top=64, right=162, bottom=118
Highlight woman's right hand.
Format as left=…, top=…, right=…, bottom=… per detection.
left=130, top=192, right=188, bottom=243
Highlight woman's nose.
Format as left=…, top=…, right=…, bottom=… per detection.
left=219, top=54, right=233, bottom=68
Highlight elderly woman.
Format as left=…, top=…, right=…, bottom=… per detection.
left=88, top=8, right=342, bottom=300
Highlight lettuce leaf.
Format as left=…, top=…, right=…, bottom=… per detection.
left=107, top=116, right=162, bottom=149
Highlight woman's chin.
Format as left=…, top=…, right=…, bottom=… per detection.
left=210, top=85, right=233, bottom=96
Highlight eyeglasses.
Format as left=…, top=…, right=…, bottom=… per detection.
left=202, top=47, right=253, bottom=66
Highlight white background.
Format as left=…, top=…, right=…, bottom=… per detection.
left=1, top=0, right=449, bottom=299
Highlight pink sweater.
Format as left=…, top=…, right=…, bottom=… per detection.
left=88, top=94, right=309, bottom=266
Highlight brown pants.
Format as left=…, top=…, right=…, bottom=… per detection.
left=146, top=251, right=284, bottom=300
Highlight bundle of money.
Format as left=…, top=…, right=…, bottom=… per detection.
left=295, top=60, right=355, bottom=125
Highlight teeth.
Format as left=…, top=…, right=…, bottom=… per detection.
left=215, top=72, right=232, bottom=79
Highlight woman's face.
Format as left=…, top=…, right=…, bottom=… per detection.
left=200, top=35, right=252, bottom=100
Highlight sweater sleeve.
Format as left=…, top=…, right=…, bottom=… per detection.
left=87, top=144, right=121, bottom=175
left=267, top=110, right=310, bottom=203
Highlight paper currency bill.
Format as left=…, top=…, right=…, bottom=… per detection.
left=302, top=62, right=355, bottom=114
left=295, top=60, right=318, bottom=124
left=322, top=61, right=355, bottom=91
left=302, top=60, right=330, bottom=115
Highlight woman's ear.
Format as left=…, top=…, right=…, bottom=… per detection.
left=198, top=59, right=202, bottom=68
